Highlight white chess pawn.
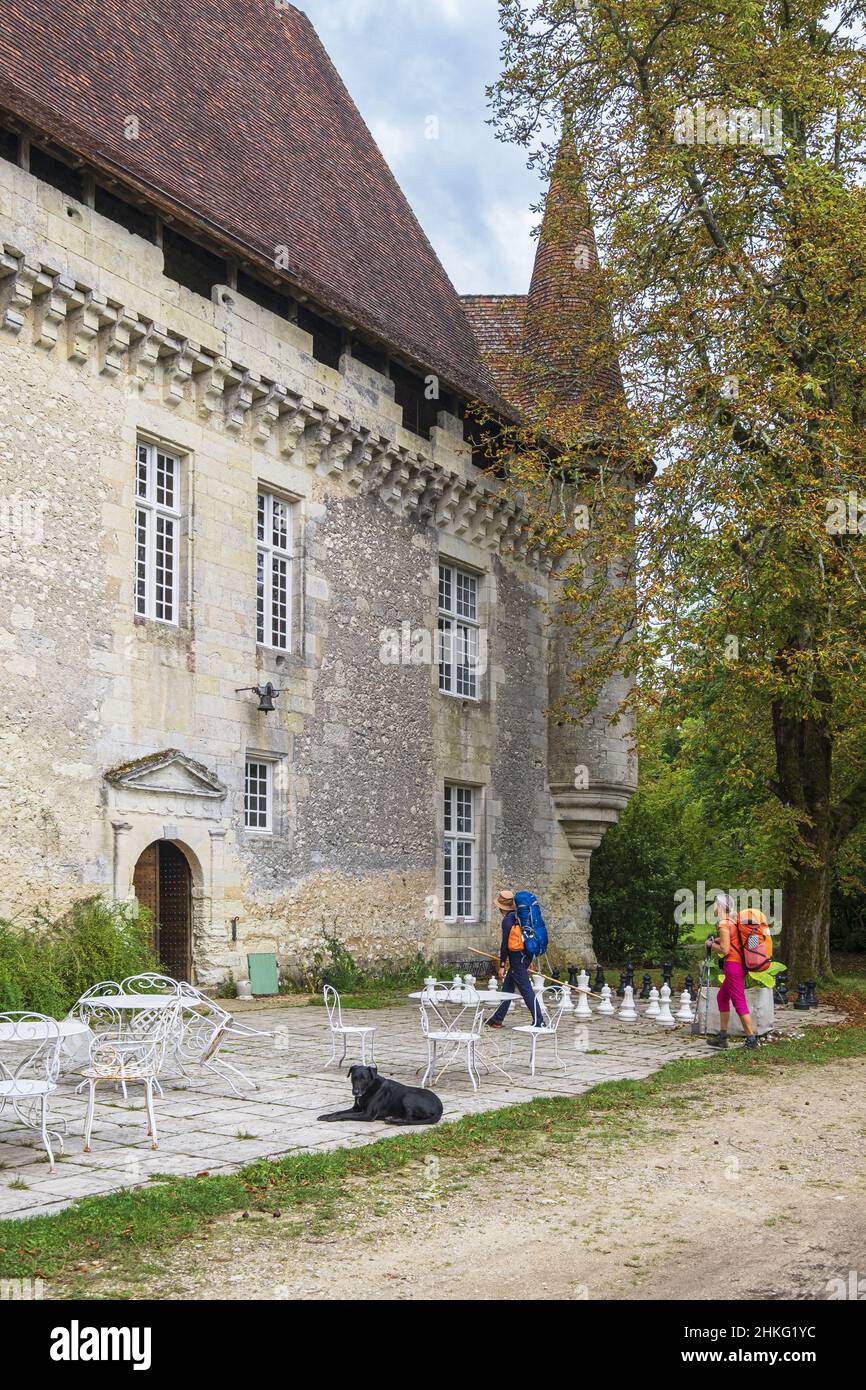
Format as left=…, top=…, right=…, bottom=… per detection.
left=598, top=984, right=615, bottom=1015
left=656, top=983, right=676, bottom=1025
left=645, top=985, right=660, bottom=1018
left=574, top=978, right=592, bottom=1020
left=618, top=985, right=637, bottom=1021
left=423, top=975, right=437, bottom=1001
left=675, top=989, right=694, bottom=1022
left=559, top=984, right=574, bottom=1013
left=449, top=974, right=463, bottom=1001
left=487, top=974, right=499, bottom=993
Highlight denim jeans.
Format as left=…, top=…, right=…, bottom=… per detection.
left=489, top=950, right=544, bottom=1026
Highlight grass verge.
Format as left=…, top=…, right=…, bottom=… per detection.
left=2, top=1017, right=865, bottom=1292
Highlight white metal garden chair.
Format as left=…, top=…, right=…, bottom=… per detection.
left=323, top=985, right=375, bottom=1066
left=174, top=983, right=270, bottom=1094
left=507, top=988, right=569, bottom=1076
left=0, top=1012, right=65, bottom=1170
left=420, top=992, right=484, bottom=1090
left=82, top=1001, right=180, bottom=1152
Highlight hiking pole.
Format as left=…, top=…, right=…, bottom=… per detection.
left=691, top=940, right=714, bottom=1037
left=467, top=946, right=603, bottom=1000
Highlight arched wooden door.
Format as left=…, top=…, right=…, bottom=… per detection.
left=133, top=840, right=193, bottom=982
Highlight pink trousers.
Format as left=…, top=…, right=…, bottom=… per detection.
left=717, top=960, right=750, bottom=1017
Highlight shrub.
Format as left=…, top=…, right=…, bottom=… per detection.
left=0, top=897, right=157, bottom=1018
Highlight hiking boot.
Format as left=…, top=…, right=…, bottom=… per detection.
left=707, top=1031, right=728, bottom=1049
left=486, top=1020, right=503, bottom=1030
left=743, top=1035, right=759, bottom=1050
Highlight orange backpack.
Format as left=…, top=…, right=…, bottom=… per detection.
left=735, top=909, right=772, bottom=972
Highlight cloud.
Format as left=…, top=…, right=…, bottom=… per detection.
left=298, top=0, right=543, bottom=293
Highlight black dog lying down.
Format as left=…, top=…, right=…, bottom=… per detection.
left=318, top=1064, right=443, bottom=1126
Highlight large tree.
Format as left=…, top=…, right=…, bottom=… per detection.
left=489, top=0, right=866, bottom=979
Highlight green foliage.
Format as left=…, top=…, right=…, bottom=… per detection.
left=0, top=897, right=157, bottom=1018
left=290, top=934, right=431, bottom=997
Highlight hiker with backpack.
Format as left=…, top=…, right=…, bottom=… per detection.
left=486, top=888, right=546, bottom=1029
left=706, top=893, right=761, bottom=1050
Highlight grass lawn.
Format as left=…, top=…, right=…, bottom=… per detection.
left=2, top=1007, right=864, bottom=1294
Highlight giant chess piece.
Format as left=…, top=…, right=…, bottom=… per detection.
left=593, top=966, right=606, bottom=994
left=617, top=971, right=627, bottom=998
left=684, top=974, right=694, bottom=998
left=675, top=989, right=694, bottom=1023
left=574, top=970, right=592, bottom=1020
left=645, top=985, right=660, bottom=1018
left=559, top=984, right=574, bottom=1013
left=776, top=971, right=789, bottom=1006
left=793, top=982, right=810, bottom=1010
left=806, top=980, right=818, bottom=1008
left=656, top=983, right=676, bottom=1026
left=618, top=985, right=637, bottom=1021
left=662, top=962, right=674, bottom=994
left=551, top=967, right=561, bottom=983
left=598, top=984, right=615, bottom=1016
left=639, top=973, right=652, bottom=1000
left=624, top=962, right=636, bottom=994
left=567, top=964, right=579, bottom=987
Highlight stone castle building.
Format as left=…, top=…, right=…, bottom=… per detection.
left=0, top=1, right=636, bottom=984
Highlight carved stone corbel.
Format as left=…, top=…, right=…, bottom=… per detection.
left=34, top=271, right=77, bottom=350
left=68, top=289, right=114, bottom=365
left=252, top=381, right=288, bottom=445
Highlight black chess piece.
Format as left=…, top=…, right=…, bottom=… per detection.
left=617, top=971, right=627, bottom=998
left=593, top=966, right=606, bottom=993
left=778, top=972, right=789, bottom=1006
left=551, top=967, right=561, bottom=982
left=567, top=964, right=578, bottom=987
left=806, top=979, right=818, bottom=1007
left=793, top=982, right=810, bottom=1010
left=684, top=974, right=694, bottom=998
left=625, top=962, right=636, bottom=991
left=639, top=973, right=652, bottom=1000
left=662, top=961, right=673, bottom=991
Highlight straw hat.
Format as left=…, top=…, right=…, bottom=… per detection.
left=495, top=889, right=516, bottom=912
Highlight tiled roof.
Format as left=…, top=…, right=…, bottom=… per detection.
left=462, top=133, right=626, bottom=441
left=459, top=295, right=529, bottom=411
left=0, top=0, right=502, bottom=407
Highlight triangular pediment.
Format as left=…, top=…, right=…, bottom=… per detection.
left=106, top=750, right=227, bottom=799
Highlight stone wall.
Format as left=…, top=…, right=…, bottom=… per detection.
left=0, top=152, right=633, bottom=981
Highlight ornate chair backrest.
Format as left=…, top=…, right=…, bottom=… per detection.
left=323, top=985, right=343, bottom=1031
left=538, top=988, right=567, bottom=1032
left=71, top=980, right=124, bottom=1031
left=420, top=994, right=483, bottom=1038
left=121, top=973, right=182, bottom=996
left=177, top=983, right=231, bottom=1062
left=88, top=1002, right=180, bottom=1079
left=0, top=1012, right=62, bottom=1092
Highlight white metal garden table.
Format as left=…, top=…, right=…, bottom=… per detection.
left=408, top=990, right=521, bottom=1084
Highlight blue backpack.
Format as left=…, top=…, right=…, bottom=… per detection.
left=514, top=890, right=549, bottom=958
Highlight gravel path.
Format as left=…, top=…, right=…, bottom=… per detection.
left=78, top=1055, right=866, bottom=1301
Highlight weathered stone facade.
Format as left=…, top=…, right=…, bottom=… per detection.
left=0, top=138, right=634, bottom=983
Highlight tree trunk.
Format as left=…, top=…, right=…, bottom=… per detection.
left=773, top=695, right=833, bottom=981
left=780, top=859, right=832, bottom=981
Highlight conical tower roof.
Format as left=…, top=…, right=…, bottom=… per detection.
left=522, top=125, right=625, bottom=439
left=463, top=126, right=626, bottom=447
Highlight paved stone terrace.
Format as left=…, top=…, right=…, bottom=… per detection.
left=0, top=999, right=838, bottom=1221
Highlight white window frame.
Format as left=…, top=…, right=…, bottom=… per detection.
left=257, top=490, right=294, bottom=651
left=438, top=561, right=481, bottom=700
left=135, top=440, right=181, bottom=624
left=244, top=757, right=273, bottom=835
left=443, top=783, right=477, bottom=922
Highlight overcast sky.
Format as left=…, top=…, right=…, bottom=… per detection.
left=296, top=0, right=543, bottom=296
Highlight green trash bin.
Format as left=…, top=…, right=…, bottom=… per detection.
left=247, top=952, right=279, bottom=996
